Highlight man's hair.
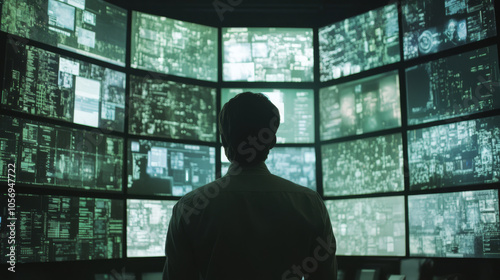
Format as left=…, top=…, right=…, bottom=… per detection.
left=219, top=92, right=280, bottom=166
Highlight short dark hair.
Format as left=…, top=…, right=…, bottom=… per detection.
left=219, top=92, right=280, bottom=166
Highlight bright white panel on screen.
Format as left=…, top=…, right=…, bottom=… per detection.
left=326, top=196, right=406, bottom=256
left=127, top=199, right=176, bottom=257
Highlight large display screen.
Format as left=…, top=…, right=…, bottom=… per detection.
left=128, top=140, right=216, bottom=196
left=0, top=115, right=123, bottom=191
left=325, top=196, right=406, bottom=256
left=320, top=71, right=401, bottom=140
left=128, top=75, right=217, bottom=142
left=402, top=0, right=497, bottom=60
left=221, top=88, right=315, bottom=143
left=2, top=41, right=126, bottom=132
left=409, top=189, right=500, bottom=258
left=0, top=194, right=123, bottom=263
left=0, top=0, right=127, bottom=66
left=221, top=146, right=317, bottom=191
left=319, top=4, right=400, bottom=81
left=408, top=115, right=500, bottom=190
left=127, top=199, right=175, bottom=257
left=222, top=28, right=314, bottom=82
left=322, top=133, right=404, bottom=196
left=406, top=45, right=500, bottom=125
left=131, top=11, right=218, bottom=82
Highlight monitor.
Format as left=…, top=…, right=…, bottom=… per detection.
left=319, top=3, right=400, bottom=81
left=325, top=196, right=406, bottom=256
left=221, top=146, right=317, bottom=191
left=222, top=28, right=314, bottom=82
left=0, top=193, right=123, bottom=263
left=0, top=0, right=127, bottom=66
left=402, top=0, right=497, bottom=60
left=320, top=70, right=401, bottom=140
left=128, top=75, right=217, bottom=142
left=408, top=115, right=500, bottom=190
left=128, top=140, right=216, bottom=196
left=127, top=199, right=176, bottom=257
left=221, top=88, right=315, bottom=143
left=131, top=11, right=218, bottom=82
left=406, top=45, right=500, bottom=125
left=322, top=133, right=404, bottom=196
left=2, top=40, right=126, bottom=132
left=0, top=115, right=123, bottom=191
left=409, top=189, right=500, bottom=258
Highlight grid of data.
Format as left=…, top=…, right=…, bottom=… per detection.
left=131, top=12, right=218, bottom=81
left=322, top=133, right=404, bottom=196
left=223, top=28, right=314, bottom=82
left=409, top=190, right=500, bottom=258
left=319, top=3, right=400, bottom=81
left=325, top=196, right=406, bottom=256
left=128, top=75, right=217, bottom=142
left=406, top=45, right=500, bottom=125
left=0, top=115, right=123, bottom=191
left=408, top=116, right=500, bottom=190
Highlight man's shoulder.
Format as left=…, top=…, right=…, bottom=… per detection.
left=179, top=173, right=319, bottom=206
left=265, top=173, right=319, bottom=195
left=177, top=177, right=230, bottom=206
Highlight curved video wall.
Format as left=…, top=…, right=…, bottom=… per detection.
left=0, top=0, right=499, bottom=277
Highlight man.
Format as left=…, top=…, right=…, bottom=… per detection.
left=163, top=92, right=337, bottom=280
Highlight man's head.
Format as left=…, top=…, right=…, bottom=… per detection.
left=219, top=92, right=280, bottom=166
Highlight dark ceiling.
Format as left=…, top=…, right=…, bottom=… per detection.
left=106, top=0, right=394, bottom=27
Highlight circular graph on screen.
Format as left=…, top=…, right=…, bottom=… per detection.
left=418, top=30, right=435, bottom=54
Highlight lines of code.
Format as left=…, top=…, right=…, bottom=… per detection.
left=0, top=115, right=123, bottom=191
left=0, top=194, right=123, bottom=263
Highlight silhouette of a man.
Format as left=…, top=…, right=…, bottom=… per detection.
left=163, top=92, right=337, bottom=280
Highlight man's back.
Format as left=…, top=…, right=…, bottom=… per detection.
left=163, top=163, right=337, bottom=280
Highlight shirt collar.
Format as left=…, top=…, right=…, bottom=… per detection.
left=226, top=161, right=271, bottom=176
